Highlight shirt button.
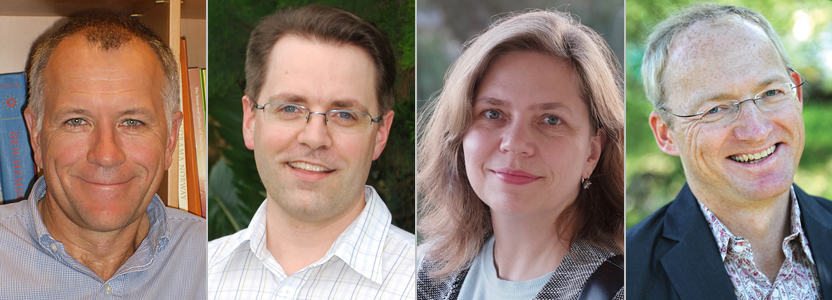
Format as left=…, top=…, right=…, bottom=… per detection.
left=105, top=283, right=112, bottom=294
left=50, top=243, right=57, bottom=252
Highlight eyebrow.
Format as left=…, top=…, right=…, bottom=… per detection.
left=475, top=96, right=571, bottom=111
left=266, top=93, right=370, bottom=113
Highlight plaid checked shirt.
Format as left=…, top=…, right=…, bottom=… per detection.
left=207, top=185, right=416, bottom=300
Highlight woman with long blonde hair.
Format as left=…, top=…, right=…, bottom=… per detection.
left=417, top=10, right=624, bottom=300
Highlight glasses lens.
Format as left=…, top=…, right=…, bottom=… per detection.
left=697, top=102, right=737, bottom=123
left=756, top=83, right=796, bottom=111
left=264, top=103, right=308, bottom=126
left=326, top=110, right=371, bottom=134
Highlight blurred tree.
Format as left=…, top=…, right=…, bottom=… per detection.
left=208, top=0, right=415, bottom=240
left=626, top=0, right=832, bottom=228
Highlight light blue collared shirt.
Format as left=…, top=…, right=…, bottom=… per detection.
left=0, top=177, right=206, bottom=299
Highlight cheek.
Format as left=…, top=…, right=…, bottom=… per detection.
left=461, top=128, right=493, bottom=178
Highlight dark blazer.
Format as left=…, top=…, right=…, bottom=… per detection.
left=626, top=183, right=832, bottom=300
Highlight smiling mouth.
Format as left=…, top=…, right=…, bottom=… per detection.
left=287, top=161, right=334, bottom=172
left=729, top=144, right=777, bottom=164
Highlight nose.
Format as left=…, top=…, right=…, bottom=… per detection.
left=499, top=120, right=535, bottom=157
left=732, top=101, right=772, bottom=142
left=88, top=125, right=126, bottom=167
left=296, top=113, right=332, bottom=149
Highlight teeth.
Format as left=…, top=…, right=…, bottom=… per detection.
left=288, top=161, right=332, bottom=172
left=730, top=145, right=776, bottom=163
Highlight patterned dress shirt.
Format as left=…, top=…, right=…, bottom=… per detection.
left=0, top=177, right=207, bottom=299
left=207, top=185, right=416, bottom=299
left=698, top=186, right=821, bottom=300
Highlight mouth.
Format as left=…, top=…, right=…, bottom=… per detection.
left=729, top=144, right=777, bottom=164
left=287, top=161, right=334, bottom=173
left=490, top=168, right=542, bottom=185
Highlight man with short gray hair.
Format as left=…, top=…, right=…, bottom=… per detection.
left=627, top=3, right=832, bottom=299
left=0, top=10, right=205, bottom=299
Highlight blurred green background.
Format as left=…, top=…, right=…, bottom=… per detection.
left=626, top=0, right=832, bottom=228
left=207, top=0, right=415, bottom=240
left=416, top=0, right=625, bottom=107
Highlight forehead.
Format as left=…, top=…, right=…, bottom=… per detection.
left=476, top=51, right=583, bottom=108
left=261, top=34, right=378, bottom=113
left=44, top=35, right=166, bottom=111
left=664, top=18, right=788, bottom=109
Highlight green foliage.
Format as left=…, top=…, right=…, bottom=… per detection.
left=626, top=0, right=832, bottom=228
left=207, top=0, right=416, bottom=240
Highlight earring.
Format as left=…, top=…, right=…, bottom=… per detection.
left=581, top=177, right=592, bottom=190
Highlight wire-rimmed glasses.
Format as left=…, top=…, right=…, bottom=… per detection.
left=660, top=80, right=804, bottom=125
left=253, top=102, right=382, bottom=135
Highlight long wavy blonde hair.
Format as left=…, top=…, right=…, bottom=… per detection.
left=417, top=10, right=624, bottom=277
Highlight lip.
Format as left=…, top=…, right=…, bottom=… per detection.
left=286, top=160, right=335, bottom=181
left=79, top=177, right=133, bottom=186
left=490, top=168, right=542, bottom=185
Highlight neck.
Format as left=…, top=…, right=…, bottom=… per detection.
left=38, top=196, right=150, bottom=281
left=265, top=192, right=366, bottom=276
left=490, top=212, right=573, bottom=282
left=695, top=186, right=791, bottom=282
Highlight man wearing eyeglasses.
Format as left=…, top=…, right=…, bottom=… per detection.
left=206, top=4, right=415, bottom=300
left=627, top=3, right=832, bottom=300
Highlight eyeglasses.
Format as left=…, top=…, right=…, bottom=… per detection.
left=660, top=79, right=804, bottom=125
left=252, top=102, right=382, bottom=134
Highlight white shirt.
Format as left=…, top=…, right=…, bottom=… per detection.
left=207, top=185, right=416, bottom=299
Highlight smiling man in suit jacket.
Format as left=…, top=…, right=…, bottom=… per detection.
left=627, top=3, right=832, bottom=300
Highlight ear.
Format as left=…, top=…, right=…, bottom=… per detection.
left=23, top=107, right=42, bottom=170
left=582, top=127, right=607, bottom=178
left=791, top=70, right=803, bottom=109
left=649, top=111, right=679, bottom=156
left=165, top=111, right=184, bottom=170
left=372, top=110, right=395, bottom=160
left=242, top=96, right=256, bottom=150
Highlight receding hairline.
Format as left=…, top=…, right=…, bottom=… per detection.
left=662, top=16, right=787, bottom=111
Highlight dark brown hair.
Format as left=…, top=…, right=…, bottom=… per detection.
left=245, top=4, right=396, bottom=114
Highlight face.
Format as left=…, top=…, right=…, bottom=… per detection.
left=651, top=19, right=804, bottom=203
left=242, top=35, right=393, bottom=222
left=463, top=51, right=604, bottom=218
left=25, top=36, right=182, bottom=232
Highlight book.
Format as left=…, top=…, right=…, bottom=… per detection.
left=0, top=72, right=36, bottom=204
left=179, top=37, right=201, bottom=217
left=188, top=67, right=207, bottom=218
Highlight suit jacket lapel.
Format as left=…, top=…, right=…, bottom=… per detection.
left=660, top=184, right=736, bottom=300
left=794, top=185, right=832, bottom=298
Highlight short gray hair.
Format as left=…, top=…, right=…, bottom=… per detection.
left=28, top=9, right=180, bottom=131
left=641, top=3, right=792, bottom=126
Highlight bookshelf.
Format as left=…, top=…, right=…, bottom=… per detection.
left=0, top=0, right=206, bottom=214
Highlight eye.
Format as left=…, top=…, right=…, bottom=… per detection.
left=705, top=106, right=724, bottom=115
left=282, top=105, right=298, bottom=113
left=543, top=115, right=561, bottom=125
left=335, top=111, right=355, bottom=120
left=762, top=89, right=783, bottom=98
left=66, top=118, right=85, bottom=126
left=122, top=119, right=143, bottom=127
left=484, top=109, right=501, bottom=119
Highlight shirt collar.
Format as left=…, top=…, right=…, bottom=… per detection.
left=245, top=185, right=391, bottom=285
left=26, top=177, right=170, bottom=266
left=697, top=185, right=814, bottom=264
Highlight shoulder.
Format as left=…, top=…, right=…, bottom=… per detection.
left=207, top=227, right=251, bottom=270
left=625, top=201, right=677, bottom=298
left=163, top=206, right=206, bottom=243
left=0, top=199, right=29, bottom=224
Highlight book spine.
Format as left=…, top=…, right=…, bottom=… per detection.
left=0, top=73, right=35, bottom=204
